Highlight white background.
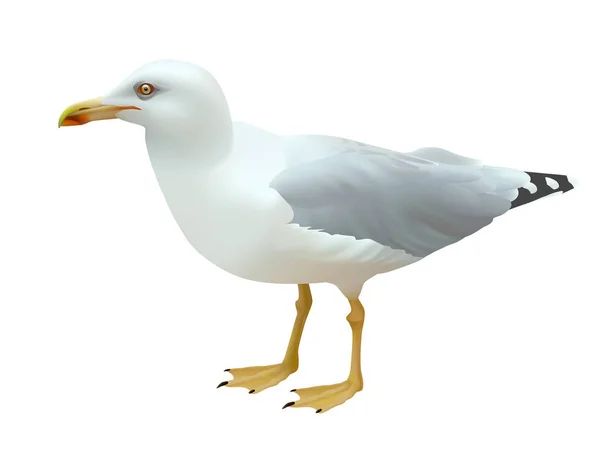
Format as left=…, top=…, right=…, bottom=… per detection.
left=1, top=1, right=598, bottom=448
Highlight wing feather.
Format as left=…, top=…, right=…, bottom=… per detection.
left=270, top=138, right=529, bottom=257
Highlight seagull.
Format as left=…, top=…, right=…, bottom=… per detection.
left=58, top=59, right=575, bottom=413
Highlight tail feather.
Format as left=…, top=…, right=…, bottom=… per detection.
left=510, top=171, right=575, bottom=209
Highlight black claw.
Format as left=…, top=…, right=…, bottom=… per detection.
left=248, top=389, right=255, bottom=394
left=290, top=389, right=296, bottom=392
left=316, top=409, right=322, bottom=414
left=224, top=369, right=230, bottom=372
left=216, top=381, right=229, bottom=389
left=282, top=401, right=295, bottom=409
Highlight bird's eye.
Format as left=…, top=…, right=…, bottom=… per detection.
left=136, top=83, right=155, bottom=96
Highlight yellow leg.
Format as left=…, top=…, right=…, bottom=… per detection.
left=284, top=297, right=365, bottom=413
left=217, top=284, right=313, bottom=394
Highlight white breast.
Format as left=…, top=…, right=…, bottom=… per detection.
left=144, top=125, right=420, bottom=295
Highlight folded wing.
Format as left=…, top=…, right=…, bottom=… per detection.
left=270, top=138, right=530, bottom=257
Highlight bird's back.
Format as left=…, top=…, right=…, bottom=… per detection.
left=270, top=140, right=576, bottom=259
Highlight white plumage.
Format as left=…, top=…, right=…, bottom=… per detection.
left=97, top=60, right=532, bottom=297
left=58, top=59, right=575, bottom=413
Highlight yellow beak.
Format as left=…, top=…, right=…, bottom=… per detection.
left=58, top=97, right=140, bottom=127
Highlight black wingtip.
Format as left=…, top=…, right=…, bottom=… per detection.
left=510, top=171, right=575, bottom=209
left=282, top=401, right=295, bottom=409
left=217, top=381, right=229, bottom=389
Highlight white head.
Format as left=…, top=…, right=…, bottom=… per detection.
left=58, top=60, right=233, bottom=163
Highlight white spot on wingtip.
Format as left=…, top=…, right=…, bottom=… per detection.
left=545, top=177, right=560, bottom=189
left=524, top=182, right=537, bottom=194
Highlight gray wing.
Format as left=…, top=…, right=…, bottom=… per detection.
left=270, top=140, right=530, bottom=258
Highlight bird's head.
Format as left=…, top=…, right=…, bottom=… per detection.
left=58, top=59, right=232, bottom=141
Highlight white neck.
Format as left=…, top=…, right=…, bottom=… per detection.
left=142, top=106, right=240, bottom=260
left=144, top=111, right=234, bottom=172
